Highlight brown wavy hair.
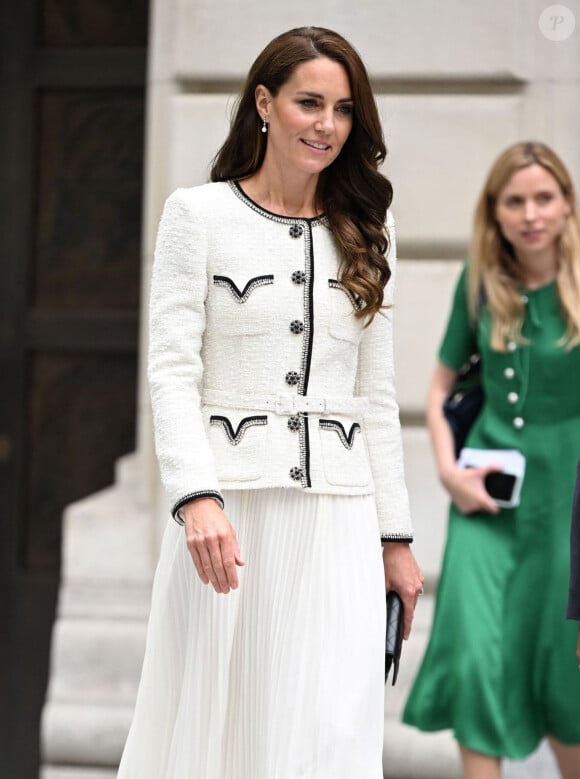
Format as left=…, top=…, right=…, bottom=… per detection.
left=469, top=140, right=580, bottom=349
left=210, top=26, right=393, bottom=322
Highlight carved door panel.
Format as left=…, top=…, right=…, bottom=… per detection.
left=0, top=1, right=149, bottom=775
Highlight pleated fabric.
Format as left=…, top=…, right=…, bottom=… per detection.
left=117, top=488, right=386, bottom=779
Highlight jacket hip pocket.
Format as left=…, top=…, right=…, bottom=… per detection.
left=209, top=414, right=267, bottom=481
left=318, top=418, right=371, bottom=487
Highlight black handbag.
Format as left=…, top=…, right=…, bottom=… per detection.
left=442, top=353, right=484, bottom=458
left=385, top=590, right=404, bottom=686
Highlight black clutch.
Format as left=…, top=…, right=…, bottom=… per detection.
left=385, top=590, right=404, bottom=686
left=442, top=353, right=484, bottom=457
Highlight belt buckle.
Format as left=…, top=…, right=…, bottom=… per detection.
left=276, top=394, right=296, bottom=415
left=305, top=397, right=326, bottom=413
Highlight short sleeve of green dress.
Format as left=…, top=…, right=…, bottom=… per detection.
left=438, top=265, right=478, bottom=370
left=402, top=266, right=580, bottom=758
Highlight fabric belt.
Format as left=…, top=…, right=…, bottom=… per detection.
left=202, top=389, right=369, bottom=416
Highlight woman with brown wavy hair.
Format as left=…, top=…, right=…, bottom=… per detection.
left=117, top=26, right=423, bottom=779
left=404, top=141, right=580, bottom=778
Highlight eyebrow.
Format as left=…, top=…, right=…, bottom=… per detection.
left=504, top=188, right=557, bottom=197
left=295, top=90, right=353, bottom=103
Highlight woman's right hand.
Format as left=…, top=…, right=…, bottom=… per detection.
left=181, top=498, right=245, bottom=594
left=441, top=464, right=501, bottom=516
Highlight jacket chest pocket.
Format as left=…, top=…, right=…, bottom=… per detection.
left=327, top=279, right=364, bottom=345
left=212, top=274, right=275, bottom=335
left=318, top=418, right=371, bottom=487
left=209, top=414, right=268, bottom=482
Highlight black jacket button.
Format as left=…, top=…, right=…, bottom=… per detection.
left=285, top=371, right=300, bottom=386
left=287, top=416, right=300, bottom=431
left=290, top=320, right=304, bottom=334
left=289, top=224, right=304, bottom=238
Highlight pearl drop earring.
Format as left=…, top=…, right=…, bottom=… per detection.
left=261, top=118, right=268, bottom=133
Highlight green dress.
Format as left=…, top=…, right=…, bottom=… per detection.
left=403, top=266, right=580, bottom=758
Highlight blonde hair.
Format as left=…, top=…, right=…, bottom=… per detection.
left=468, top=141, right=580, bottom=350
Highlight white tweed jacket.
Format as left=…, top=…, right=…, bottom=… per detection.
left=148, top=181, right=413, bottom=541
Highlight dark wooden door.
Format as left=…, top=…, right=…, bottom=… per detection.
left=0, top=2, right=149, bottom=775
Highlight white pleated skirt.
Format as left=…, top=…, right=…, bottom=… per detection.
left=117, top=488, right=386, bottom=779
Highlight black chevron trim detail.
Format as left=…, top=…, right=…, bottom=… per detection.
left=328, top=278, right=363, bottom=311
left=210, top=415, right=267, bottom=445
left=213, top=274, right=274, bottom=303
left=319, top=419, right=361, bottom=450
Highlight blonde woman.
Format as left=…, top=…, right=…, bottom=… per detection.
left=403, top=142, right=580, bottom=779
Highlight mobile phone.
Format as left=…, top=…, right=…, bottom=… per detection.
left=484, top=471, right=517, bottom=505
left=457, top=448, right=525, bottom=509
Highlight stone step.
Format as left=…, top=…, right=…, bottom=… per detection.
left=41, top=702, right=132, bottom=767
left=382, top=594, right=461, bottom=777
left=46, top=617, right=147, bottom=704
left=42, top=617, right=144, bottom=768
left=383, top=721, right=461, bottom=778
left=41, top=768, right=117, bottom=779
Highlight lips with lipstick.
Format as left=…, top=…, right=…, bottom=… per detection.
left=302, top=139, right=331, bottom=151
left=521, top=229, right=544, bottom=240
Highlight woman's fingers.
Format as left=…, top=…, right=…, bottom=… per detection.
left=194, top=538, right=222, bottom=591
left=383, top=543, right=425, bottom=640
left=194, top=532, right=236, bottom=593
left=190, top=545, right=210, bottom=585
left=211, top=533, right=236, bottom=593
left=182, top=498, right=244, bottom=594
left=448, top=466, right=501, bottom=515
left=220, top=538, right=243, bottom=590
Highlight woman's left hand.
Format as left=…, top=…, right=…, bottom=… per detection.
left=382, top=543, right=424, bottom=640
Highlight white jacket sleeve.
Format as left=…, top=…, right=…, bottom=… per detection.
left=355, top=213, right=413, bottom=540
left=148, top=189, right=223, bottom=520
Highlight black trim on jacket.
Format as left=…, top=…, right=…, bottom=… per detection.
left=209, top=415, right=268, bottom=445
left=172, top=491, right=225, bottom=525
left=319, top=420, right=361, bottom=450
left=213, top=274, right=274, bottom=303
